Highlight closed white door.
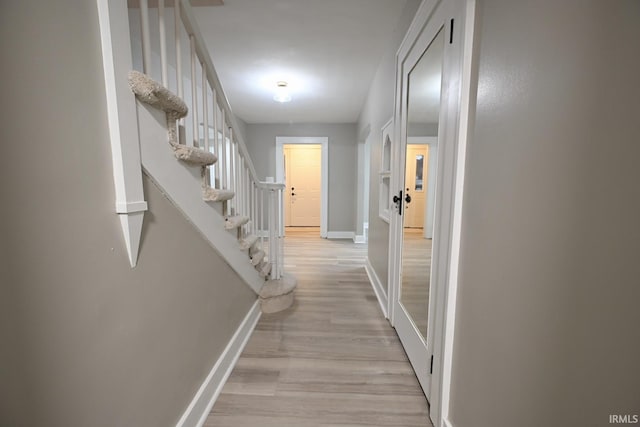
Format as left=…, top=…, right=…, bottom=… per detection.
left=284, top=145, right=321, bottom=227
left=404, top=145, right=429, bottom=228
left=390, top=12, right=450, bottom=406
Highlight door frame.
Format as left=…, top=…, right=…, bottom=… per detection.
left=275, top=136, right=328, bottom=238
left=386, top=0, right=476, bottom=426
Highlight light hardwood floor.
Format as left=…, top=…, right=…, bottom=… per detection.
left=400, top=228, right=432, bottom=338
left=205, top=228, right=432, bottom=426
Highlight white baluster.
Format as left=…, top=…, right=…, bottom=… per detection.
left=174, top=0, right=183, bottom=99
left=279, top=187, right=284, bottom=277
left=239, top=156, right=249, bottom=224
left=269, top=189, right=277, bottom=279
left=221, top=109, right=226, bottom=190
left=212, top=89, right=220, bottom=187
left=251, top=181, right=256, bottom=235
left=260, top=187, right=264, bottom=248
left=158, top=0, right=168, bottom=86
left=229, top=127, right=235, bottom=213
left=235, top=139, right=240, bottom=216
left=245, top=168, right=250, bottom=234
left=190, top=35, right=198, bottom=147
left=139, top=0, right=151, bottom=74
left=236, top=155, right=244, bottom=219
left=202, top=66, right=209, bottom=152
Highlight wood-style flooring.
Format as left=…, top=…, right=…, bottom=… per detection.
left=400, top=228, right=432, bottom=339
left=205, top=227, right=432, bottom=426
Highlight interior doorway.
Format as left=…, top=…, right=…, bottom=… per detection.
left=403, top=144, right=428, bottom=229
left=275, top=136, right=329, bottom=238
left=283, top=144, right=322, bottom=228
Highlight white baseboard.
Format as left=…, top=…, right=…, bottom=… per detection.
left=353, top=234, right=366, bottom=244
left=364, top=258, right=388, bottom=319
left=176, top=300, right=262, bottom=427
left=327, top=231, right=355, bottom=240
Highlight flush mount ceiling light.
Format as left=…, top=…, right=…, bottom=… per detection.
left=273, top=81, right=292, bottom=103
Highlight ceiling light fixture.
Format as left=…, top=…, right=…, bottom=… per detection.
left=273, top=81, right=292, bottom=103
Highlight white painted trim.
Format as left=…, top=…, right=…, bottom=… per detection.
left=176, top=300, right=261, bottom=427
left=442, top=417, right=455, bottom=427
left=275, top=137, right=328, bottom=238
left=379, top=119, right=394, bottom=223
left=353, top=234, right=366, bottom=244
left=408, top=136, right=438, bottom=145
left=326, top=231, right=354, bottom=240
left=364, top=258, right=388, bottom=319
left=97, top=0, right=147, bottom=268
left=438, top=1, right=477, bottom=425
left=115, top=200, right=148, bottom=214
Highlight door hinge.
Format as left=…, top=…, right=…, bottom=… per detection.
left=449, top=18, right=454, bottom=44
left=430, top=354, right=434, bottom=374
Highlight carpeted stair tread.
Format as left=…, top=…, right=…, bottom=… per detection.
left=259, top=274, right=297, bottom=314
left=259, top=274, right=297, bottom=299
left=225, top=215, right=249, bottom=230
left=239, top=234, right=259, bottom=250
left=258, top=261, right=272, bottom=278
left=202, top=187, right=235, bottom=202
left=128, top=70, right=188, bottom=117
left=173, top=145, right=217, bottom=166
left=260, top=292, right=294, bottom=314
left=250, top=250, right=265, bottom=266
left=248, top=244, right=263, bottom=257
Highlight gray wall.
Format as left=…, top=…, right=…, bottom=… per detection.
left=0, top=218, right=25, bottom=427
left=357, top=0, right=422, bottom=292
left=235, top=115, right=249, bottom=148
left=450, top=1, right=640, bottom=426
left=0, top=2, right=256, bottom=426
left=244, top=123, right=358, bottom=233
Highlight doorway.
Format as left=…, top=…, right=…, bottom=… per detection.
left=283, top=144, right=322, bottom=228
left=275, top=136, right=329, bottom=238
left=403, top=144, right=428, bottom=229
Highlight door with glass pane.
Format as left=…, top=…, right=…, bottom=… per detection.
left=388, top=2, right=451, bottom=404
left=404, top=145, right=428, bottom=228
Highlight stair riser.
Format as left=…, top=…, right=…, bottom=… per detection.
left=260, top=292, right=294, bottom=314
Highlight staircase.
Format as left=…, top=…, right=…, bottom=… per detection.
left=100, top=0, right=295, bottom=313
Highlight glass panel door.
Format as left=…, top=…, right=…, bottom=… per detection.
left=399, top=28, right=444, bottom=341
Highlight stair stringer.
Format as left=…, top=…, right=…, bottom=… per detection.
left=136, top=101, right=264, bottom=294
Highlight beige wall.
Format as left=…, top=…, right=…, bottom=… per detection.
left=450, top=1, right=640, bottom=426
left=0, top=2, right=256, bottom=426
left=244, top=122, right=358, bottom=233
left=358, top=0, right=422, bottom=293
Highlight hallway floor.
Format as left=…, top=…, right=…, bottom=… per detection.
left=205, top=228, right=432, bottom=426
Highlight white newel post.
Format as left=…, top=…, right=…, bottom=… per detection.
left=97, top=0, right=147, bottom=268
left=268, top=188, right=277, bottom=279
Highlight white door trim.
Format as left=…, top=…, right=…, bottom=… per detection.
left=439, top=1, right=477, bottom=426
left=276, top=137, right=329, bottom=238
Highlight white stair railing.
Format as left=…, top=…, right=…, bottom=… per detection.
left=128, top=0, right=285, bottom=280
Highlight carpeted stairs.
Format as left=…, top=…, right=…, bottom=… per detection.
left=128, top=70, right=296, bottom=313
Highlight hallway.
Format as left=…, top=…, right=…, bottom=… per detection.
left=205, top=229, right=432, bottom=426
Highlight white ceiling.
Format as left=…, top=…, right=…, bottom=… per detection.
left=193, top=0, right=410, bottom=124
